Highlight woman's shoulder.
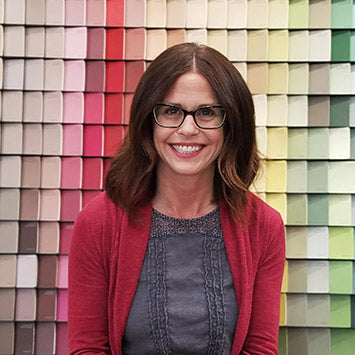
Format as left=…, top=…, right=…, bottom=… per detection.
left=78, top=191, right=119, bottom=220
left=73, top=191, right=123, bottom=238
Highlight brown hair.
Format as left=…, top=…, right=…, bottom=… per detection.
left=105, top=43, right=260, bottom=221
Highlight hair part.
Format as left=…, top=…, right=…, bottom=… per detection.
left=105, top=43, right=260, bottom=223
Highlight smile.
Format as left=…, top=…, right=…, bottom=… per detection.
left=171, top=144, right=203, bottom=154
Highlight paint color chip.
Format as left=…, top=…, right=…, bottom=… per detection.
left=288, top=194, right=308, bottom=225
left=186, top=0, right=207, bottom=28
left=41, top=157, right=61, bottom=189
left=84, top=93, right=104, bottom=124
left=146, top=0, right=167, bottom=28
left=289, top=30, right=308, bottom=62
left=0, top=188, right=20, bottom=220
left=146, top=29, right=167, bottom=60
left=0, top=255, right=17, bottom=287
left=35, top=322, right=56, bottom=355
left=0, top=289, right=15, bottom=320
left=104, top=93, right=123, bottom=124
left=40, top=189, right=60, bottom=221
left=309, top=0, right=331, bottom=28
left=16, top=254, right=38, bottom=287
left=63, top=93, right=84, bottom=123
left=65, top=0, right=86, bottom=26
left=87, top=28, right=105, bottom=59
left=42, top=124, right=62, bottom=155
left=15, top=288, right=36, bottom=321
left=45, top=0, right=64, bottom=25
left=61, top=157, right=82, bottom=189
left=247, top=0, right=268, bottom=28
left=166, top=0, right=186, bottom=28
left=22, top=123, right=42, bottom=155
left=37, top=255, right=58, bottom=288
left=289, top=0, right=309, bottom=29
left=62, top=124, right=83, bottom=156
left=20, top=190, right=40, bottom=221
left=125, top=61, right=144, bottom=93
left=4, top=0, right=25, bottom=24
left=125, top=28, right=146, bottom=60
left=86, top=0, right=106, bottom=26
left=85, top=61, right=105, bottom=92
left=0, top=156, right=21, bottom=188
left=125, top=0, right=145, bottom=27
left=38, top=222, right=59, bottom=254
left=228, top=30, right=247, bottom=61
left=63, top=60, right=85, bottom=92
left=82, top=158, right=102, bottom=190
left=4, top=25, right=25, bottom=57
left=332, top=30, right=351, bottom=62
left=60, top=190, right=81, bottom=222
left=23, top=91, right=43, bottom=122
left=207, top=0, right=227, bottom=29
left=26, top=0, right=45, bottom=25
left=65, top=27, right=87, bottom=59
left=43, top=92, right=63, bottom=123
left=14, top=322, right=35, bottom=355
left=3, top=59, right=24, bottom=90
left=37, top=289, right=57, bottom=322
left=105, top=61, right=124, bottom=92
left=0, top=222, right=18, bottom=253
left=106, top=28, right=124, bottom=59
left=24, top=59, right=44, bottom=91
left=45, top=27, right=65, bottom=58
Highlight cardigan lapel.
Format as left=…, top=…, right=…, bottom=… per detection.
left=114, top=204, right=152, bottom=348
left=219, top=201, right=251, bottom=354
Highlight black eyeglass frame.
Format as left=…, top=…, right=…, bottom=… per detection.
left=152, top=103, right=226, bottom=129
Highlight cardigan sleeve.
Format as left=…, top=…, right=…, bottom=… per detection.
left=241, top=211, right=286, bottom=355
left=68, top=194, right=113, bottom=355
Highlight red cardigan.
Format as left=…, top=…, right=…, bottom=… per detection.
left=68, top=192, right=285, bottom=355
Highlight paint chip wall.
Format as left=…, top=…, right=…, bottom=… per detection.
left=0, top=0, right=355, bottom=354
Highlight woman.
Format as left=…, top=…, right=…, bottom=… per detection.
left=69, top=43, right=285, bottom=355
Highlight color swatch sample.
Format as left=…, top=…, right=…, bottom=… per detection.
left=1, top=1, right=355, bottom=354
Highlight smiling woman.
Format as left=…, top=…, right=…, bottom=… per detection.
left=152, top=71, right=224, bottom=212
left=69, top=43, right=285, bottom=355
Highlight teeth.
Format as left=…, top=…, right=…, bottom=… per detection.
left=172, top=145, right=203, bottom=154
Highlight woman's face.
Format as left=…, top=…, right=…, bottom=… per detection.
left=153, top=71, right=224, bottom=181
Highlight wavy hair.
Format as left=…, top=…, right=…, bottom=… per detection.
left=105, top=43, right=260, bottom=222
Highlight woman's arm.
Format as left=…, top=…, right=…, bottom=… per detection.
left=242, top=214, right=286, bottom=355
left=68, top=201, right=112, bottom=355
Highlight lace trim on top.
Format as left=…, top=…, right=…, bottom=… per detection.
left=147, top=207, right=227, bottom=354
left=150, top=207, right=222, bottom=239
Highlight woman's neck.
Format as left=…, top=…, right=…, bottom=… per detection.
left=153, top=169, right=216, bottom=219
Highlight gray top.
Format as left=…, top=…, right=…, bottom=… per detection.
left=122, top=207, right=238, bottom=355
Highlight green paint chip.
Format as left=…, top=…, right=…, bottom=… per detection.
left=308, top=194, right=329, bottom=226
left=329, top=261, right=353, bottom=294
left=331, top=0, right=353, bottom=28
left=331, top=329, right=355, bottom=354
left=330, top=295, right=351, bottom=327
left=330, top=96, right=350, bottom=127
left=331, top=30, right=351, bottom=62
left=329, top=227, right=354, bottom=259
left=307, top=161, right=328, bottom=193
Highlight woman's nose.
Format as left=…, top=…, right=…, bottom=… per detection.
left=177, top=114, right=199, bottom=134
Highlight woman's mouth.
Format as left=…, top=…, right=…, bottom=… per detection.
left=171, top=144, right=204, bottom=154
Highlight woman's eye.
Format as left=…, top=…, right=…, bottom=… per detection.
left=164, top=107, right=180, bottom=116
left=199, top=108, right=215, bottom=116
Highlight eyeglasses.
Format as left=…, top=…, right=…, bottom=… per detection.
left=153, top=103, right=226, bottom=129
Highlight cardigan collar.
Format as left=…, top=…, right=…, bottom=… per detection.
left=114, top=201, right=248, bottom=354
